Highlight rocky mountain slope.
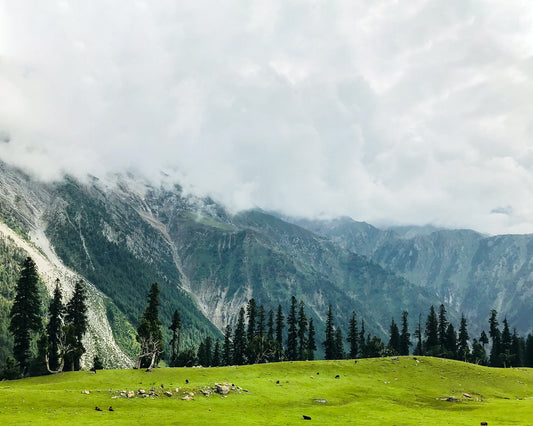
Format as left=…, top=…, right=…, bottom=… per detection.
left=294, top=216, right=533, bottom=335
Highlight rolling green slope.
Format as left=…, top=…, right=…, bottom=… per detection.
left=1, top=358, right=532, bottom=425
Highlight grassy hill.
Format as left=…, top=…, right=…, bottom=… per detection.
left=1, top=357, right=532, bottom=425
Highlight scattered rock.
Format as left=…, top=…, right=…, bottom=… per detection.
left=108, top=406, right=114, bottom=412
left=463, top=393, right=472, bottom=399
left=138, top=388, right=146, bottom=395
left=164, top=391, right=172, bottom=397
left=243, top=389, right=249, bottom=393
left=439, top=396, right=459, bottom=402
left=82, top=390, right=90, bottom=395
left=200, top=389, right=212, bottom=397
left=127, top=390, right=135, bottom=398
left=314, top=399, right=327, bottom=404
left=310, top=376, right=314, bottom=379
left=182, top=395, right=193, bottom=401
left=215, top=383, right=231, bottom=395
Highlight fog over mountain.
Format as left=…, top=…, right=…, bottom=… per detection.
left=2, top=1, right=533, bottom=235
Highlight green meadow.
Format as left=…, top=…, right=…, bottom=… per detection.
left=1, top=357, right=532, bottom=425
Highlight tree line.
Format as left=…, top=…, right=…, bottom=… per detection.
left=2, top=257, right=89, bottom=379
left=3, top=257, right=533, bottom=379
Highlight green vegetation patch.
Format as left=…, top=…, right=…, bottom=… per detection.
left=1, top=357, right=533, bottom=425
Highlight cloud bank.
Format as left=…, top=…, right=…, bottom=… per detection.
left=2, top=1, right=533, bottom=234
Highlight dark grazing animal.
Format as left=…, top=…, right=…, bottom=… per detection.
left=303, top=415, right=312, bottom=420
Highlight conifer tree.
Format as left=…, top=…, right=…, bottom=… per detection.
left=413, top=314, right=423, bottom=356
left=233, top=307, right=247, bottom=365
left=335, top=327, right=344, bottom=359
left=388, top=318, right=400, bottom=355
left=297, top=301, right=308, bottom=360
left=47, top=280, right=65, bottom=372
left=275, top=305, right=285, bottom=361
left=169, top=309, right=182, bottom=367
left=525, top=334, right=533, bottom=368
left=424, top=306, right=439, bottom=355
left=500, top=317, right=513, bottom=367
left=223, top=324, right=233, bottom=366
left=358, top=319, right=366, bottom=358
left=347, top=311, right=358, bottom=359
left=136, top=282, right=162, bottom=370
left=511, top=329, right=524, bottom=367
left=9, top=257, right=43, bottom=376
left=256, top=305, right=266, bottom=338
left=479, top=330, right=489, bottom=348
left=470, top=338, right=487, bottom=365
left=267, top=309, right=275, bottom=342
left=488, top=309, right=501, bottom=367
left=445, top=323, right=457, bottom=359
left=212, top=341, right=221, bottom=367
left=399, top=311, right=411, bottom=356
left=246, top=298, right=257, bottom=342
left=307, top=317, right=317, bottom=361
left=437, top=304, right=448, bottom=350
left=457, top=314, right=470, bottom=362
left=323, top=305, right=336, bottom=360
left=286, top=296, right=298, bottom=361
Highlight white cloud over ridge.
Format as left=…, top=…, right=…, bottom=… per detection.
left=2, top=1, right=533, bottom=235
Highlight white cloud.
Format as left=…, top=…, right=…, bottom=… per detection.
left=1, top=0, right=533, bottom=234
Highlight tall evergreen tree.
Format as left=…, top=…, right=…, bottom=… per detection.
left=488, top=309, right=501, bottom=367
left=457, top=314, right=470, bottom=362
left=46, top=280, right=65, bottom=372
left=424, top=306, right=439, bottom=355
left=388, top=318, right=400, bottom=355
left=246, top=298, right=258, bottom=342
left=168, top=309, right=182, bottom=367
left=358, top=319, right=366, bottom=358
left=286, top=296, right=298, bottom=361
left=470, top=338, right=487, bottom=365
left=335, top=327, right=344, bottom=359
left=323, top=305, right=336, bottom=360
left=297, top=301, right=308, bottom=360
left=524, top=334, right=533, bottom=368
left=413, top=314, right=423, bottom=356
left=511, top=329, right=524, bottom=368
left=399, top=311, right=411, bottom=356
left=445, top=323, right=457, bottom=359
left=347, top=311, right=358, bottom=359
left=223, top=324, right=233, bottom=366
left=307, top=317, right=317, bottom=361
left=136, top=282, right=162, bottom=370
left=9, top=257, right=43, bottom=376
left=212, top=341, right=221, bottom=367
left=437, top=304, right=448, bottom=350
left=500, top=317, right=513, bottom=367
left=479, top=330, right=489, bottom=348
left=275, top=305, right=285, bottom=361
left=233, top=307, right=247, bottom=365
left=256, top=305, right=266, bottom=338
left=267, top=309, right=275, bottom=342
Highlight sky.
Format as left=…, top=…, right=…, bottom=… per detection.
left=1, top=1, right=533, bottom=235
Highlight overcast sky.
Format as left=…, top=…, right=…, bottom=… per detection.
left=1, top=1, right=533, bottom=235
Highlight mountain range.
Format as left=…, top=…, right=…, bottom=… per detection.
left=0, top=161, right=531, bottom=367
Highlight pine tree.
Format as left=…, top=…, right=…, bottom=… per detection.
left=212, top=341, right=221, bottom=367
left=223, top=324, right=233, bottom=366
left=470, top=338, right=487, bottom=365
left=347, top=311, right=358, bottom=359
left=47, top=280, right=65, bottom=372
left=457, top=314, right=470, bottom=362
left=169, top=309, right=182, bottom=367
left=445, top=323, right=457, bottom=359
left=413, top=314, right=423, bottom=356
left=388, top=318, right=400, bottom=355
left=233, top=307, right=247, bottom=365
left=297, top=301, right=308, bottom=360
left=275, top=305, right=285, bottom=361
left=524, top=334, right=533, bottom=368
left=286, top=296, right=298, bottom=361
left=335, top=328, right=344, bottom=359
left=136, top=282, right=163, bottom=370
left=358, top=319, right=366, bottom=358
left=9, top=257, right=43, bottom=376
left=488, top=309, right=501, bottom=367
left=437, top=304, right=448, bottom=350
left=500, top=317, right=513, bottom=367
left=424, top=306, right=439, bottom=355
left=399, top=311, right=411, bottom=356
left=511, top=329, right=524, bottom=367
left=267, top=309, right=275, bottom=342
left=64, top=280, right=88, bottom=371
left=323, top=305, right=336, bottom=360
left=307, top=317, right=317, bottom=361
left=256, top=305, right=266, bottom=338
left=246, top=298, right=257, bottom=342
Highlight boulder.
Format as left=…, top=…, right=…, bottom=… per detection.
left=164, top=391, right=172, bottom=397
left=127, top=390, right=135, bottom=398
left=82, top=390, right=90, bottom=395
left=215, top=383, right=231, bottom=395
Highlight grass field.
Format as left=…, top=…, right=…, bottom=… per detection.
left=1, top=357, right=532, bottom=425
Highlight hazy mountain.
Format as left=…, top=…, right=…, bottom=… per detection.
left=293, top=216, right=533, bottom=335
